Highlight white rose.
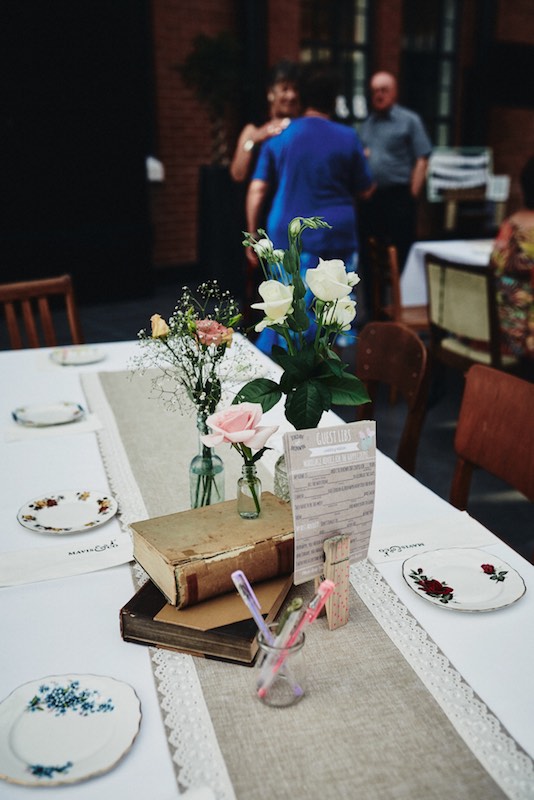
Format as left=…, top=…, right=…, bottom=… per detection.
left=306, top=257, right=360, bottom=301
left=252, top=237, right=274, bottom=259
left=251, top=280, right=294, bottom=331
left=322, top=298, right=357, bottom=331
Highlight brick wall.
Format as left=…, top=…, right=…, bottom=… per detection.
left=150, top=0, right=237, bottom=269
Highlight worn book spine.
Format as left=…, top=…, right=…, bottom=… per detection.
left=175, top=535, right=294, bottom=607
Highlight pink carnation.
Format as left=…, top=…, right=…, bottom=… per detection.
left=200, top=403, right=278, bottom=450
left=195, top=319, right=233, bottom=347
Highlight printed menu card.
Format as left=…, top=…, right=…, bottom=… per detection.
left=283, top=420, right=376, bottom=584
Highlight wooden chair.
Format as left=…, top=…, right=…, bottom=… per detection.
left=367, top=237, right=429, bottom=333
left=356, top=321, right=430, bottom=475
left=0, top=274, right=84, bottom=349
left=450, top=364, right=534, bottom=512
left=424, top=254, right=518, bottom=373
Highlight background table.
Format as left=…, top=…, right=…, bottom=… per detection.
left=401, top=238, right=494, bottom=306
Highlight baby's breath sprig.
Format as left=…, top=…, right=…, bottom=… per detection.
left=134, top=281, right=243, bottom=419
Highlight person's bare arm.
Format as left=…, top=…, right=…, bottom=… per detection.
left=230, top=124, right=258, bottom=183
left=410, top=157, right=428, bottom=198
left=230, top=119, right=290, bottom=183
left=245, top=179, right=270, bottom=266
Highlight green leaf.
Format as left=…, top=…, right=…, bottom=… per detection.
left=274, top=347, right=316, bottom=384
left=316, top=356, right=346, bottom=379
left=285, top=380, right=331, bottom=430
left=232, top=378, right=282, bottom=412
left=324, top=373, right=370, bottom=406
left=284, top=245, right=299, bottom=276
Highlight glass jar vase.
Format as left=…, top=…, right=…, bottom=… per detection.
left=237, top=464, right=262, bottom=519
left=189, top=416, right=224, bottom=509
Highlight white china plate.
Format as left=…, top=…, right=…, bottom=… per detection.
left=50, top=346, right=106, bottom=366
left=12, top=402, right=85, bottom=428
left=17, top=490, right=118, bottom=534
left=0, top=674, right=141, bottom=786
left=402, top=547, right=526, bottom=612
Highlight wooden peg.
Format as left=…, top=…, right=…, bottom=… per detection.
left=322, top=535, right=350, bottom=630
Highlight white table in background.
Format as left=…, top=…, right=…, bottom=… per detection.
left=401, top=238, right=494, bottom=306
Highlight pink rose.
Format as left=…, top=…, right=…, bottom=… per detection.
left=201, top=403, right=278, bottom=450
left=195, top=319, right=233, bottom=347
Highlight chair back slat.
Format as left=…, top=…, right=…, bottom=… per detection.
left=450, top=364, right=534, bottom=508
left=0, top=275, right=84, bottom=350
left=21, top=299, right=41, bottom=348
left=4, top=302, right=23, bottom=349
left=356, top=321, right=430, bottom=475
left=37, top=296, right=58, bottom=346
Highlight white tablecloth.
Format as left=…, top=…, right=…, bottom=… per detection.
left=1, top=340, right=533, bottom=799
left=401, top=238, right=494, bottom=306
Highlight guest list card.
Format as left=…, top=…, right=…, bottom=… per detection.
left=283, top=421, right=376, bottom=585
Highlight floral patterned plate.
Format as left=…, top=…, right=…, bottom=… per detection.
left=12, top=402, right=85, bottom=428
left=50, top=346, right=106, bottom=366
left=402, top=547, right=526, bottom=612
left=0, top=674, right=141, bottom=786
left=17, top=490, right=118, bottom=534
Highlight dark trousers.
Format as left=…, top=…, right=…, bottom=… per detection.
left=358, top=184, right=416, bottom=317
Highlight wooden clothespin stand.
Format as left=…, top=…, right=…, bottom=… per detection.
left=315, top=534, right=351, bottom=630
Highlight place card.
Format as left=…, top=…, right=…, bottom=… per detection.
left=283, top=420, right=376, bottom=585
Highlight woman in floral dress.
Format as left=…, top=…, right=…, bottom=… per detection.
left=490, top=156, right=534, bottom=370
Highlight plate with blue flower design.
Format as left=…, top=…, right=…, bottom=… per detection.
left=402, top=547, right=526, bottom=611
left=17, top=490, right=118, bottom=534
left=0, top=674, right=141, bottom=786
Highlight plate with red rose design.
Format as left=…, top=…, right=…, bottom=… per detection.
left=402, top=547, right=526, bottom=611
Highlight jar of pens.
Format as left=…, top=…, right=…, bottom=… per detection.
left=231, top=570, right=335, bottom=708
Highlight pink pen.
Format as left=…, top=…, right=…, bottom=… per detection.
left=257, top=579, right=335, bottom=699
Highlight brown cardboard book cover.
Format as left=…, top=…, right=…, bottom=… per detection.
left=120, top=573, right=294, bottom=665
left=130, top=492, right=294, bottom=607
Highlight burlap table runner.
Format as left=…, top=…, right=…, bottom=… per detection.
left=94, top=370, right=507, bottom=799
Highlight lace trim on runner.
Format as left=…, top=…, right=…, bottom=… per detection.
left=351, top=560, right=534, bottom=800
left=81, top=373, right=235, bottom=799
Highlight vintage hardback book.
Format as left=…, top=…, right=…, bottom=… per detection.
left=120, top=573, right=294, bottom=665
left=130, top=492, right=294, bottom=607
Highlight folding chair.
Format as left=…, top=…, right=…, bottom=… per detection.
left=425, top=254, right=518, bottom=372
left=0, top=274, right=84, bottom=349
left=356, top=321, right=430, bottom=475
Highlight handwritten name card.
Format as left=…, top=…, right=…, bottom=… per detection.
left=283, top=421, right=376, bottom=584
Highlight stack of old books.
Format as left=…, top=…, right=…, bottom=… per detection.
left=120, top=493, right=295, bottom=665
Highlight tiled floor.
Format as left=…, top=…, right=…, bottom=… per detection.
left=3, top=270, right=533, bottom=562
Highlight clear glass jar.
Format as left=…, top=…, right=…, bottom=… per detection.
left=237, top=464, right=262, bottom=519
left=255, top=623, right=306, bottom=707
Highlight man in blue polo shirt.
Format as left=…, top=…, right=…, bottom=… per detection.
left=245, top=65, right=374, bottom=352
left=359, top=71, right=432, bottom=274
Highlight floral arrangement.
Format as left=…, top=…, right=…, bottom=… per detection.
left=236, top=217, right=369, bottom=430
left=135, top=281, right=241, bottom=420
left=201, top=403, right=278, bottom=516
